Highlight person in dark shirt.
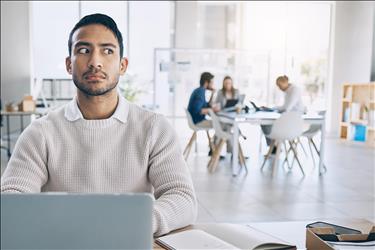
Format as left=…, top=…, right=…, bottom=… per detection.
left=187, top=72, right=219, bottom=128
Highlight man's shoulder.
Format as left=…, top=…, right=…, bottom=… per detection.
left=127, top=103, right=164, bottom=125
left=193, top=87, right=204, bottom=94
left=32, top=105, right=66, bottom=125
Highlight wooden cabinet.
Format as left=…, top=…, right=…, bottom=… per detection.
left=339, top=82, right=375, bottom=147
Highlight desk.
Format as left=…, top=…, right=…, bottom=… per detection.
left=217, top=111, right=326, bottom=176
left=154, top=219, right=374, bottom=249
left=1, top=110, right=46, bottom=159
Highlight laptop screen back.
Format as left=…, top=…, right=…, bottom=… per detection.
left=224, top=99, right=238, bottom=108
left=1, top=193, right=153, bottom=250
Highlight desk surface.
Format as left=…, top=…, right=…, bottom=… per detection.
left=153, top=218, right=374, bottom=249
left=218, top=111, right=324, bottom=121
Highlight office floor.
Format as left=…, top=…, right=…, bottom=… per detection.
left=1, top=118, right=374, bottom=224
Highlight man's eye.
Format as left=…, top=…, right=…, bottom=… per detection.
left=104, top=48, right=113, bottom=55
left=77, top=48, right=89, bottom=54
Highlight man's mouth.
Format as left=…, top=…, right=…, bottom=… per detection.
left=84, top=72, right=106, bottom=81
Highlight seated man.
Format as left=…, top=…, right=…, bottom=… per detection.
left=261, top=75, right=306, bottom=152
left=0, top=13, right=197, bottom=237
left=187, top=72, right=220, bottom=156
left=187, top=72, right=219, bottom=128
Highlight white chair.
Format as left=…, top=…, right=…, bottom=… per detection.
left=183, top=109, right=214, bottom=160
left=207, top=110, right=248, bottom=174
left=261, top=112, right=305, bottom=176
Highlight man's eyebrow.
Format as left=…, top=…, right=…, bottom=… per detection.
left=74, top=41, right=92, bottom=48
left=99, top=43, right=117, bottom=48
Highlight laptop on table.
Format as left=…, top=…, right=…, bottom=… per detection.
left=1, top=193, right=153, bottom=249
left=222, top=94, right=246, bottom=112
left=249, top=101, right=276, bottom=112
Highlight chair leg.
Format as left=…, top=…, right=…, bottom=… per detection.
left=208, top=139, right=225, bottom=173
left=238, top=143, right=248, bottom=174
left=289, top=141, right=305, bottom=176
left=206, top=130, right=215, bottom=152
left=261, top=141, right=275, bottom=170
left=183, top=132, right=196, bottom=160
left=310, top=138, right=327, bottom=171
left=311, top=138, right=320, bottom=156
left=271, top=141, right=281, bottom=176
left=308, top=138, right=316, bottom=167
left=289, top=140, right=297, bottom=167
left=297, top=137, right=308, bottom=156
left=282, top=142, right=292, bottom=169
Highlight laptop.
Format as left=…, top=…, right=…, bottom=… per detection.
left=1, top=193, right=153, bottom=249
left=222, top=94, right=246, bottom=112
left=249, top=101, right=275, bottom=112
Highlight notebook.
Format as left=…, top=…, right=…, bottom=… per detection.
left=156, top=223, right=296, bottom=250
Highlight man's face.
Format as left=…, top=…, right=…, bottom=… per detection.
left=66, top=24, right=128, bottom=96
left=207, top=79, right=215, bottom=90
left=276, top=80, right=288, bottom=92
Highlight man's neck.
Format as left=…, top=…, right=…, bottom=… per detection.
left=76, top=90, right=119, bottom=120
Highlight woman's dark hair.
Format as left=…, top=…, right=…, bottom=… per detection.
left=199, top=72, right=214, bottom=87
left=68, top=13, right=124, bottom=58
left=222, top=76, right=235, bottom=97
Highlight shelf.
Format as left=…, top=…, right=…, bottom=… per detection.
left=340, top=82, right=374, bottom=147
left=350, top=120, right=368, bottom=125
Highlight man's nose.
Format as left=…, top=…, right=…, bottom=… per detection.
left=88, top=51, right=103, bottom=70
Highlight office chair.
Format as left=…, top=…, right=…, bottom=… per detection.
left=207, top=109, right=248, bottom=175
left=183, top=109, right=214, bottom=161
left=261, top=112, right=305, bottom=176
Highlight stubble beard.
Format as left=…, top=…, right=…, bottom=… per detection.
left=73, top=74, right=119, bottom=97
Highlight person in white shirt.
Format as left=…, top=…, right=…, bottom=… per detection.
left=1, top=13, right=197, bottom=236
left=261, top=75, right=306, bottom=152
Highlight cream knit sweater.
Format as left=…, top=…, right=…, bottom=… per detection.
left=1, top=96, right=197, bottom=236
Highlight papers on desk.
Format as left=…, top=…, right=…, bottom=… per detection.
left=156, top=223, right=296, bottom=250
left=327, top=240, right=375, bottom=249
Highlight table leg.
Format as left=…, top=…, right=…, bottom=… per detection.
left=232, top=122, right=239, bottom=176
left=319, top=120, right=327, bottom=175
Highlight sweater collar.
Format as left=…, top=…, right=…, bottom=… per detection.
left=64, top=93, right=129, bottom=123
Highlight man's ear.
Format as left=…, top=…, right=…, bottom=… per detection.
left=66, top=57, right=72, bottom=75
left=120, top=57, right=128, bottom=75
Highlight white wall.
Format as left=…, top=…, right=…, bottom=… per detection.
left=32, top=1, right=78, bottom=79
left=1, top=1, right=32, bottom=105
left=327, top=1, right=375, bottom=135
left=128, top=1, right=172, bottom=107
left=175, top=2, right=199, bottom=48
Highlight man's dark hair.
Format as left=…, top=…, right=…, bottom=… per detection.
left=68, top=13, right=124, bottom=58
left=199, top=72, right=214, bottom=87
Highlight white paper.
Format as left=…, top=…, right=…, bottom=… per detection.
left=156, top=229, right=239, bottom=249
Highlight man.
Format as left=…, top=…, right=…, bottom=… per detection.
left=187, top=72, right=221, bottom=156
left=262, top=75, right=306, bottom=151
left=272, top=75, right=305, bottom=114
left=187, top=72, right=219, bottom=128
left=1, top=14, right=197, bottom=237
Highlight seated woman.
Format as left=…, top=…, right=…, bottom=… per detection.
left=213, top=76, right=241, bottom=155
left=214, top=76, right=240, bottom=110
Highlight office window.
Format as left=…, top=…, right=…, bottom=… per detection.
left=242, top=2, right=331, bottom=110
